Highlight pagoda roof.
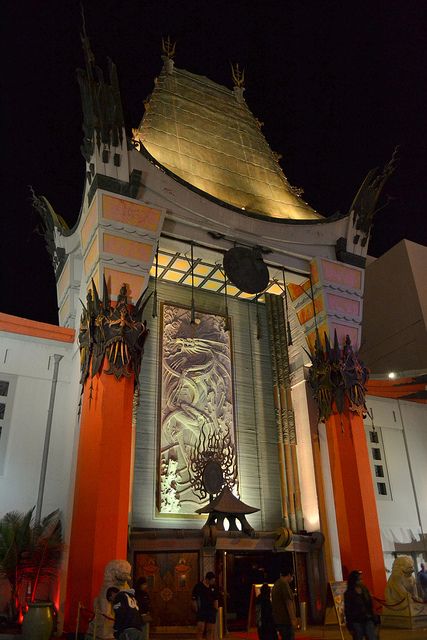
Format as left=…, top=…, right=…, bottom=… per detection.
left=196, top=486, right=259, bottom=515
left=136, top=64, right=322, bottom=221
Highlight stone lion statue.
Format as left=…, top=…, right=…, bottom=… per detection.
left=385, top=555, right=418, bottom=603
left=85, top=559, right=132, bottom=639
left=383, top=555, right=427, bottom=629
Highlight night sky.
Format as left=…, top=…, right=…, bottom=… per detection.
left=2, top=1, right=426, bottom=325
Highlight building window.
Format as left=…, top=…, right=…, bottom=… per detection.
left=377, top=482, right=387, bottom=495
left=0, top=381, right=9, bottom=396
left=365, top=426, right=392, bottom=500
left=0, top=374, right=16, bottom=475
left=375, top=465, right=384, bottom=478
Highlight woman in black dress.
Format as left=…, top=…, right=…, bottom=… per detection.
left=256, top=583, right=277, bottom=640
left=344, top=570, right=378, bottom=640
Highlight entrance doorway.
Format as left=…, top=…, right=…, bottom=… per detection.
left=221, top=551, right=294, bottom=631
left=134, top=551, right=199, bottom=628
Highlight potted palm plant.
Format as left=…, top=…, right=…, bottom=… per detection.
left=0, top=508, right=63, bottom=638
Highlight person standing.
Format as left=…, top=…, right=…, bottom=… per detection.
left=256, top=583, right=277, bottom=640
left=417, top=563, right=427, bottom=600
left=271, top=569, right=297, bottom=640
left=112, top=587, right=144, bottom=640
left=344, top=570, right=377, bottom=640
left=191, top=571, right=219, bottom=640
left=135, top=577, right=151, bottom=640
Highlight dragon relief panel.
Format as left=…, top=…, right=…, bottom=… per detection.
left=158, top=303, right=238, bottom=515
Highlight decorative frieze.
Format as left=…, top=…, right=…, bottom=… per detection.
left=79, top=190, right=165, bottom=303
left=288, top=256, right=365, bottom=354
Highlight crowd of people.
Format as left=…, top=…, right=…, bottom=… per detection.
left=254, top=568, right=382, bottom=640
left=101, top=561, right=427, bottom=640
left=255, top=569, right=297, bottom=640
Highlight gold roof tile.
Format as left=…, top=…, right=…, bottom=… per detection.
left=137, top=66, right=322, bottom=220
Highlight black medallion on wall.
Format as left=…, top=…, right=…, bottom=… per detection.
left=223, top=246, right=269, bottom=294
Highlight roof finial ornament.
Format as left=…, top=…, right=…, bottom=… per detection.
left=162, top=36, right=176, bottom=74
left=347, top=145, right=399, bottom=251
left=76, top=7, right=125, bottom=162
left=231, top=62, right=245, bottom=103
left=80, top=4, right=95, bottom=82
left=231, top=62, right=245, bottom=88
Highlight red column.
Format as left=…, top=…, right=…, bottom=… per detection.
left=63, top=362, right=134, bottom=630
left=326, top=406, right=386, bottom=597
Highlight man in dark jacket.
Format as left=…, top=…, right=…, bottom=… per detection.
left=112, top=588, right=144, bottom=640
left=271, top=570, right=297, bottom=640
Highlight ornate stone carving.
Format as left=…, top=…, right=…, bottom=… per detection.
left=78, top=18, right=125, bottom=162
left=160, top=457, right=181, bottom=513
left=383, top=555, right=427, bottom=629
left=307, top=330, right=369, bottom=422
left=31, top=190, right=68, bottom=279
left=159, top=304, right=237, bottom=514
left=349, top=147, right=399, bottom=248
left=189, top=427, right=237, bottom=501
left=79, top=281, right=150, bottom=387
left=274, top=527, right=293, bottom=550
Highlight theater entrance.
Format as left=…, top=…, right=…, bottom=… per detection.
left=221, top=550, right=295, bottom=631
left=130, top=533, right=324, bottom=631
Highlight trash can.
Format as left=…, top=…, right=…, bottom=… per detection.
left=300, top=601, right=307, bottom=631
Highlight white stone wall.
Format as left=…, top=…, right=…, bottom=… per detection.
left=364, top=394, right=427, bottom=553
left=0, top=332, right=80, bottom=525
left=398, top=401, right=427, bottom=534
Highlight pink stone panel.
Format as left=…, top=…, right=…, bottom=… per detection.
left=103, top=234, right=153, bottom=263
left=320, top=259, right=362, bottom=291
left=329, top=322, right=360, bottom=350
left=102, top=194, right=161, bottom=231
left=103, top=267, right=146, bottom=302
left=306, top=321, right=361, bottom=354
left=83, top=233, right=99, bottom=276
left=91, top=266, right=100, bottom=294
left=325, top=293, right=361, bottom=318
left=81, top=200, right=98, bottom=249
